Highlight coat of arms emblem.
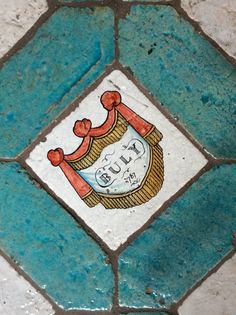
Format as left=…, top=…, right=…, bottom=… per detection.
left=47, top=91, right=164, bottom=209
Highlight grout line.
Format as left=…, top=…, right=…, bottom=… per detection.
left=0, top=248, right=61, bottom=314
left=0, top=1, right=235, bottom=315
left=17, top=58, right=235, bottom=258
left=0, top=157, right=17, bottom=162
left=169, top=0, right=236, bottom=69
left=47, top=0, right=59, bottom=8
left=114, top=161, right=212, bottom=255
left=17, top=156, right=115, bottom=258
left=18, top=63, right=117, bottom=162
left=115, top=62, right=215, bottom=163
left=173, top=248, right=236, bottom=311
left=0, top=5, right=58, bottom=68
left=118, top=306, right=177, bottom=314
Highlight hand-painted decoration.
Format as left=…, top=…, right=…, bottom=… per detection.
left=48, top=91, right=164, bottom=209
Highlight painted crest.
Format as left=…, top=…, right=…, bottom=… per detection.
left=47, top=91, right=164, bottom=209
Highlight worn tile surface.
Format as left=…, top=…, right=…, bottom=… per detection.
left=179, top=253, right=236, bottom=315
left=0, top=163, right=113, bottom=310
left=0, top=6, right=114, bottom=158
left=26, top=70, right=207, bottom=250
left=181, top=0, right=236, bottom=59
left=119, top=164, right=236, bottom=308
left=119, top=5, right=236, bottom=158
left=0, top=255, right=54, bottom=315
left=0, top=0, right=48, bottom=59
left=0, top=0, right=235, bottom=314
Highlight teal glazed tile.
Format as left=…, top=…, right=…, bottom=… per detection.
left=119, top=5, right=236, bottom=158
left=119, top=164, right=236, bottom=308
left=0, top=7, right=114, bottom=158
left=0, top=162, right=114, bottom=310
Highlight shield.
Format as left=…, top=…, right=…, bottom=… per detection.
left=48, top=91, right=164, bottom=209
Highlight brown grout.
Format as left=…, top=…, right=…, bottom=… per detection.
left=0, top=0, right=236, bottom=314
left=170, top=0, right=236, bottom=69
left=0, top=248, right=61, bottom=314
left=116, top=62, right=215, bottom=163
left=114, top=161, right=213, bottom=255
left=173, top=248, right=236, bottom=312
left=18, top=63, right=117, bottom=162
left=0, top=6, right=58, bottom=68
left=18, top=156, right=114, bottom=258
left=0, top=157, right=17, bottom=162
left=118, top=307, right=178, bottom=314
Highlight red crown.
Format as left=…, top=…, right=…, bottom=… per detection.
left=47, top=91, right=163, bottom=209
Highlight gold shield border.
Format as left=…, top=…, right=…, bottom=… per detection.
left=82, top=127, right=164, bottom=209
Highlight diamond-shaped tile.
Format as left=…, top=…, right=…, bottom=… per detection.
left=26, top=70, right=207, bottom=250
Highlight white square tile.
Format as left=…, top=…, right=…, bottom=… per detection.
left=26, top=70, right=207, bottom=250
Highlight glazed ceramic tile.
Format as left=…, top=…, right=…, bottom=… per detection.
left=0, top=0, right=48, bottom=59
left=0, top=255, right=54, bottom=315
left=26, top=70, right=207, bottom=250
left=119, top=5, right=236, bottom=158
left=119, top=164, right=236, bottom=308
left=0, top=163, right=113, bottom=310
left=179, top=253, right=236, bottom=315
left=0, top=6, right=114, bottom=158
left=0, top=0, right=236, bottom=313
left=181, top=0, right=236, bottom=59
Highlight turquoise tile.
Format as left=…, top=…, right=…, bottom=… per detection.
left=119, top=164, right=236, bottom=308
left=119, top=5, right=236, bottom=158
left=0, top=7, right=114, bottom=158
left=0, top=163, right=114, bottom=309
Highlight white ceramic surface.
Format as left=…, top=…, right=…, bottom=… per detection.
left=26, top=70, right=207, bottom=250
left=179, top=254, right=236, bottom=315
left=181, top=0, right=236, bottom=59
left=0, top=0, right=48, bottom=59
left=0, top=255, right=54, bottom=315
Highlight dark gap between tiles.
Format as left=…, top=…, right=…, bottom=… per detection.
left=0, top=248, right=60, bottom=314
left=173, top=248, right=236, bottom=311
left=113, top=161, right=213, bottom=255
left=0, top=1, right=235, bottom=313
left=166, top=0, right=236, bottom=69
left=0, top=6, right=58, bottom=68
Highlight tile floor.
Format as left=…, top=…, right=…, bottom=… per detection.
left=0, top=1, right=235, bottom=315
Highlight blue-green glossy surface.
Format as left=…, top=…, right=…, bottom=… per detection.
left=119, top=5, right=236, bottom=158
left=0, top=163, right=114, bottom=309
left=0, top=7, right=114, bottom=157
left=119, top=164, right=236, bottom=308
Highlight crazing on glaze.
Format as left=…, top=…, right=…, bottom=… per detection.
left=47, top=91, right=164, bottom=209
